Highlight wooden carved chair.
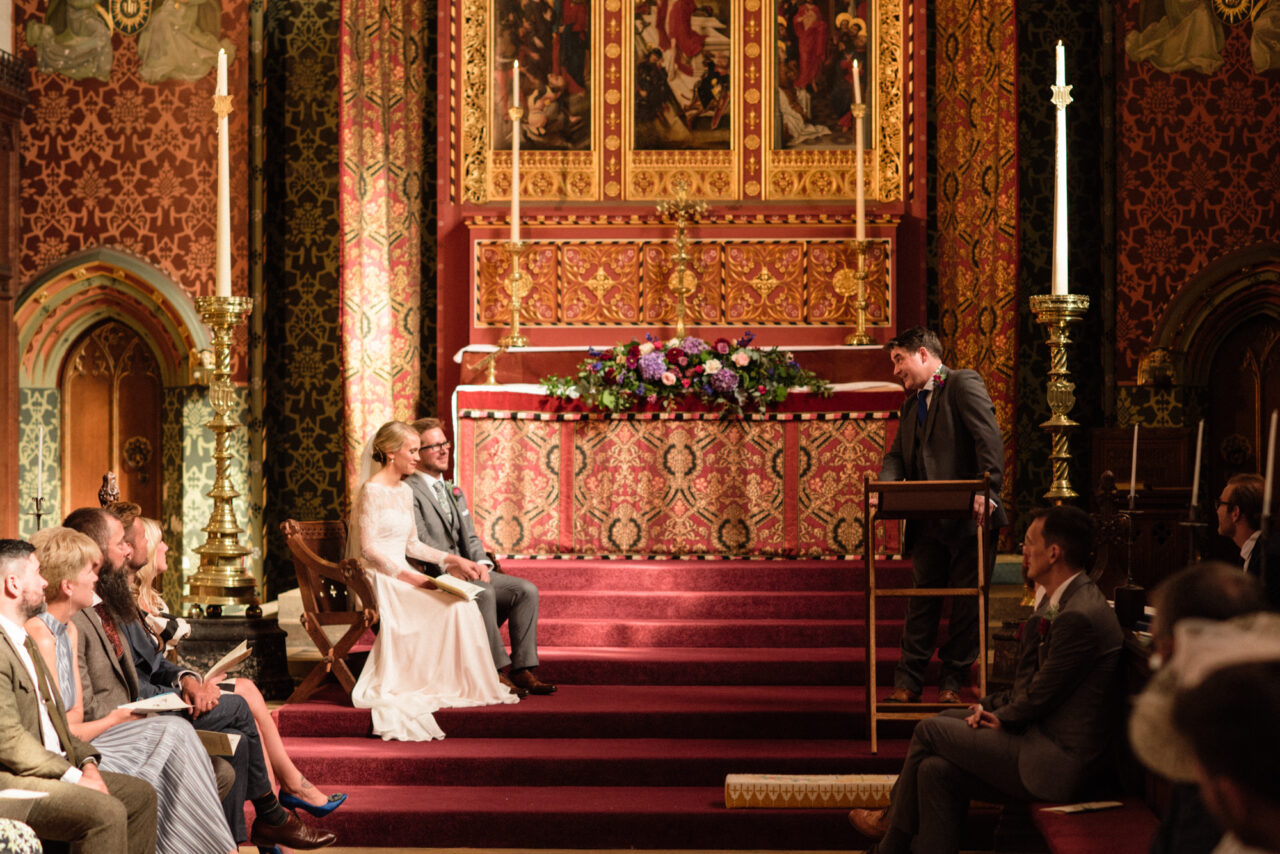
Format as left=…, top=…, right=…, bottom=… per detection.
left=1090, top=471, right=1134, bottom=600
left=281, top=519, right=378, bottom=704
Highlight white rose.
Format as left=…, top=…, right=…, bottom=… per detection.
left=639, top=341, right=655, bottom=355
left=705, top=358, right=723, bottom=373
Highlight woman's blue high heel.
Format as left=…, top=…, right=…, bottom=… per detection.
left=279, top=789, right=348, bottom=817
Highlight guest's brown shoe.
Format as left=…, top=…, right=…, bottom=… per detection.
left=887, top=686, right=920, bottom=703
left=511, top=667, right=557, bottom=695
left=938, top=689, right=963, bottom=704
left=849, top=807, right=892, bottom=841
left=250, top=812, right=337, bottom=850
left=499, top=671, right=529, bottom=698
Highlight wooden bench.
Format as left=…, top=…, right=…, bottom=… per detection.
left=1031, top=798, right=1159, bottom=854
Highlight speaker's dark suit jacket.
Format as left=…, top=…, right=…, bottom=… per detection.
left=0, top=627, right=156, bottom=854
left=879, top=367, right=1009, bottom=544
left=408, top=472, right=541, bottom=671
left=72, top=608, right=267, bottom=842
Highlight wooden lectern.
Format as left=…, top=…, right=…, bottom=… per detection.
left=862, top=476, right=994, bottom=752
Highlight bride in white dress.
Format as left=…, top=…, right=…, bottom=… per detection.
left=348, top=421, right=519, bottom=740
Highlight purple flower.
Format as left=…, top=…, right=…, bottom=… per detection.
left=638, top=351, right=667, bottom=380
left=709, top=368, right=739, bottom=392
left=681, top=336, right=708, bottom=355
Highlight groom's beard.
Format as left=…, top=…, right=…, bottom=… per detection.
left=95, top=562, right=140, bottom=626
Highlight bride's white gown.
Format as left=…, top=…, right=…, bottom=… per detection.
left=350, top=481, right=519, bottom=740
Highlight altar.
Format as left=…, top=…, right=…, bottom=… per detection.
left=453, top=386, right=904, bottom=559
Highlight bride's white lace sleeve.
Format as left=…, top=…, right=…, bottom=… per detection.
left=405, top=518, right=449, bottom=567
left=355, top=485, right=403, bottom=576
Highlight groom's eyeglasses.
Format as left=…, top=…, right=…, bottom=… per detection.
left=422, top=441, right=452, bottom=452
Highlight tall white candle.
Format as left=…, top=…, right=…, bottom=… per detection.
left=1129, top=423, right=1139, bottom=500
left=215, top=48, right=231, bottom=298
left=1190, top=418, right=1204, bottom=508
left=35, top=426, right=43, bottom=501
left=1050, top=41, right=1070, bottom=296
left=511, top=60, right=521, bottom=245
left=853, top=59, right=865, bottom=243
left=1264, top=410, right=1278, bottom=521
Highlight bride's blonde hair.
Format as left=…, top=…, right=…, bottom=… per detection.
left=371, top=421, right=417, bottom=466
left=134, top=517, right=168, bottom=615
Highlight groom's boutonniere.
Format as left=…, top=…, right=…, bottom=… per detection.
left=448, top=482, right=463, bottom=499
left=932, top=367, right=949, bottom=390
left=1037, top=605, right=1060, bottom=638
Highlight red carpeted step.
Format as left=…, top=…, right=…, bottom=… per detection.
left=539, top=589, right=906, bottom=620
left=277, top=784, right=999, bottom=850
left=504, top=558, right=913, bottom=592
left=536, top=644, right=942, bottom=686
left=283, top=736, right=910, bottom=787
left=274, top=684, right=927, bottom=740
left=530, top=616, right=906, bottom=647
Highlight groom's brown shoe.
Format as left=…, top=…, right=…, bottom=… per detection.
left=250, top=812, right=337, bottom=850
left=511, top=667, right=557, bottom=695
left=499, top=671, right=529, bottom=698
left=849, top=807, right=891, bottom=841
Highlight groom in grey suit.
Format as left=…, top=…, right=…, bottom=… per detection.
left=878, top=327, right=1009, bottom=703
left=407, top=418, right=555, bottom=697
left=851, top=505, right=1124, bottom=853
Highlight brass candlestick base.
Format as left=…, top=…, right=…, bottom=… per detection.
left=1030, top=293, right=1090, bottom=502
left=186, top=295, right=256, bottom=607
left=657, top=178, right=708, bottom=339
left=834, top=239, right=874, bottom=345
left=499, top=242, right=531, bottom=348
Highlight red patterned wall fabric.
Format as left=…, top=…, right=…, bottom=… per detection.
left=18, top=2, right=250, bottom=303
left=455, top=389, right=904, bottom=558
left=1115, top=9, right=1280, bottom=380
left=933, top=0, right=1020, bottom=512
left=339, top=0, right=425, bottom=490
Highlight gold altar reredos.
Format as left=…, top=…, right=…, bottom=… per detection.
left=455, top=0, right=904, bottom=204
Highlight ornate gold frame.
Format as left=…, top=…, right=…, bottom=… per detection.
left=455, top=0, right=903, bottom=205
left=763, top=0, right=903, bottom=202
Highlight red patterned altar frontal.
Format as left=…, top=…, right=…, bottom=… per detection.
left=455, top=390, right=903, bottom=558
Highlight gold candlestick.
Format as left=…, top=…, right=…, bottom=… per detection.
left=657, top=178, right=707, bottom=339
left=833, top=240, right=875, bottom=345
left=1030, top=293, right=1091, bottom=502
left=186, top=295, right=257, bottom=608
left=499, top=242, right=531, bottom=348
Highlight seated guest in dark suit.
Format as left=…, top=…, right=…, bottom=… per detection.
left=850, top=505, right=1124, bottom=854
left=0, top=539, right=157, bottom=854
left=62, top=507, right=336, bottom=851
left=1214, top=474, right=1280, bottom=607
left=1141, top=613, right=1280, bottom=853
left=1137, top=562, right=1268, bottom=854
left=407, top=417, right=555, bottom=697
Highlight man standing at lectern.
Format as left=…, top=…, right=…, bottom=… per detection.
left=877, top=327, right=1007, bottom=703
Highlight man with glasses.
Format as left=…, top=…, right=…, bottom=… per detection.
left=1215, top=473, right=1279, bottom=607
left=406, top=418, right=555, bottom=698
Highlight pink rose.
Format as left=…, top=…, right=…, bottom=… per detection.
left=661, top=371, right=677, bottom=386
left=681, top=378, right=692, bottom=388
left=732, top=350, right=750, bottom=367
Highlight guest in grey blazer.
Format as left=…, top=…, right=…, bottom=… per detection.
left=851, top=505, right=1124, bottom=854
left=407, top=418, right=555, bottom=697
left=877, top=327, right=1008, bottom=704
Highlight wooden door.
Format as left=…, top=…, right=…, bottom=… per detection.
left=60, top=322, right=163, bottom=518
left=1204, top=314, right=1280, bottom=560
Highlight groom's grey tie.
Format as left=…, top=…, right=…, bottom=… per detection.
left=432, top=479, right=454, bottom=527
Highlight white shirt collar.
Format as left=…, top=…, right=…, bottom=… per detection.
left=416, top=470, right=445, bottom=485
left=1045, top=571, right=1083, bottom=612
left=0, top=612, right=28, bottom=653
left=1241, top=530, right=1262, bottom=563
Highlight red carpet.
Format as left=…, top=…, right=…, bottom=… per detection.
left=274, top=559, right=994, bottom=849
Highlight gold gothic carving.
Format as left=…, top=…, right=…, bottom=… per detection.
left=474, top=238, right=893, bottom=329
left=455, top=0, right=905, bottom=204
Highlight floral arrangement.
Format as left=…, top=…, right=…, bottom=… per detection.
left=932, top=367, right=949, bottom=389
left=542, top=331, right=833, bottom=414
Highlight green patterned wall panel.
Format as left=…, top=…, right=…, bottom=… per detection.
left=18, top=389, right=60, bottom=540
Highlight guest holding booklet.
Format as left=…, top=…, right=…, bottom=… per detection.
left=347, top=421, right=520, bottom=741
left=26, top=527, right=238, bottom=854
left=130, top=515, right=346, bottom=816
